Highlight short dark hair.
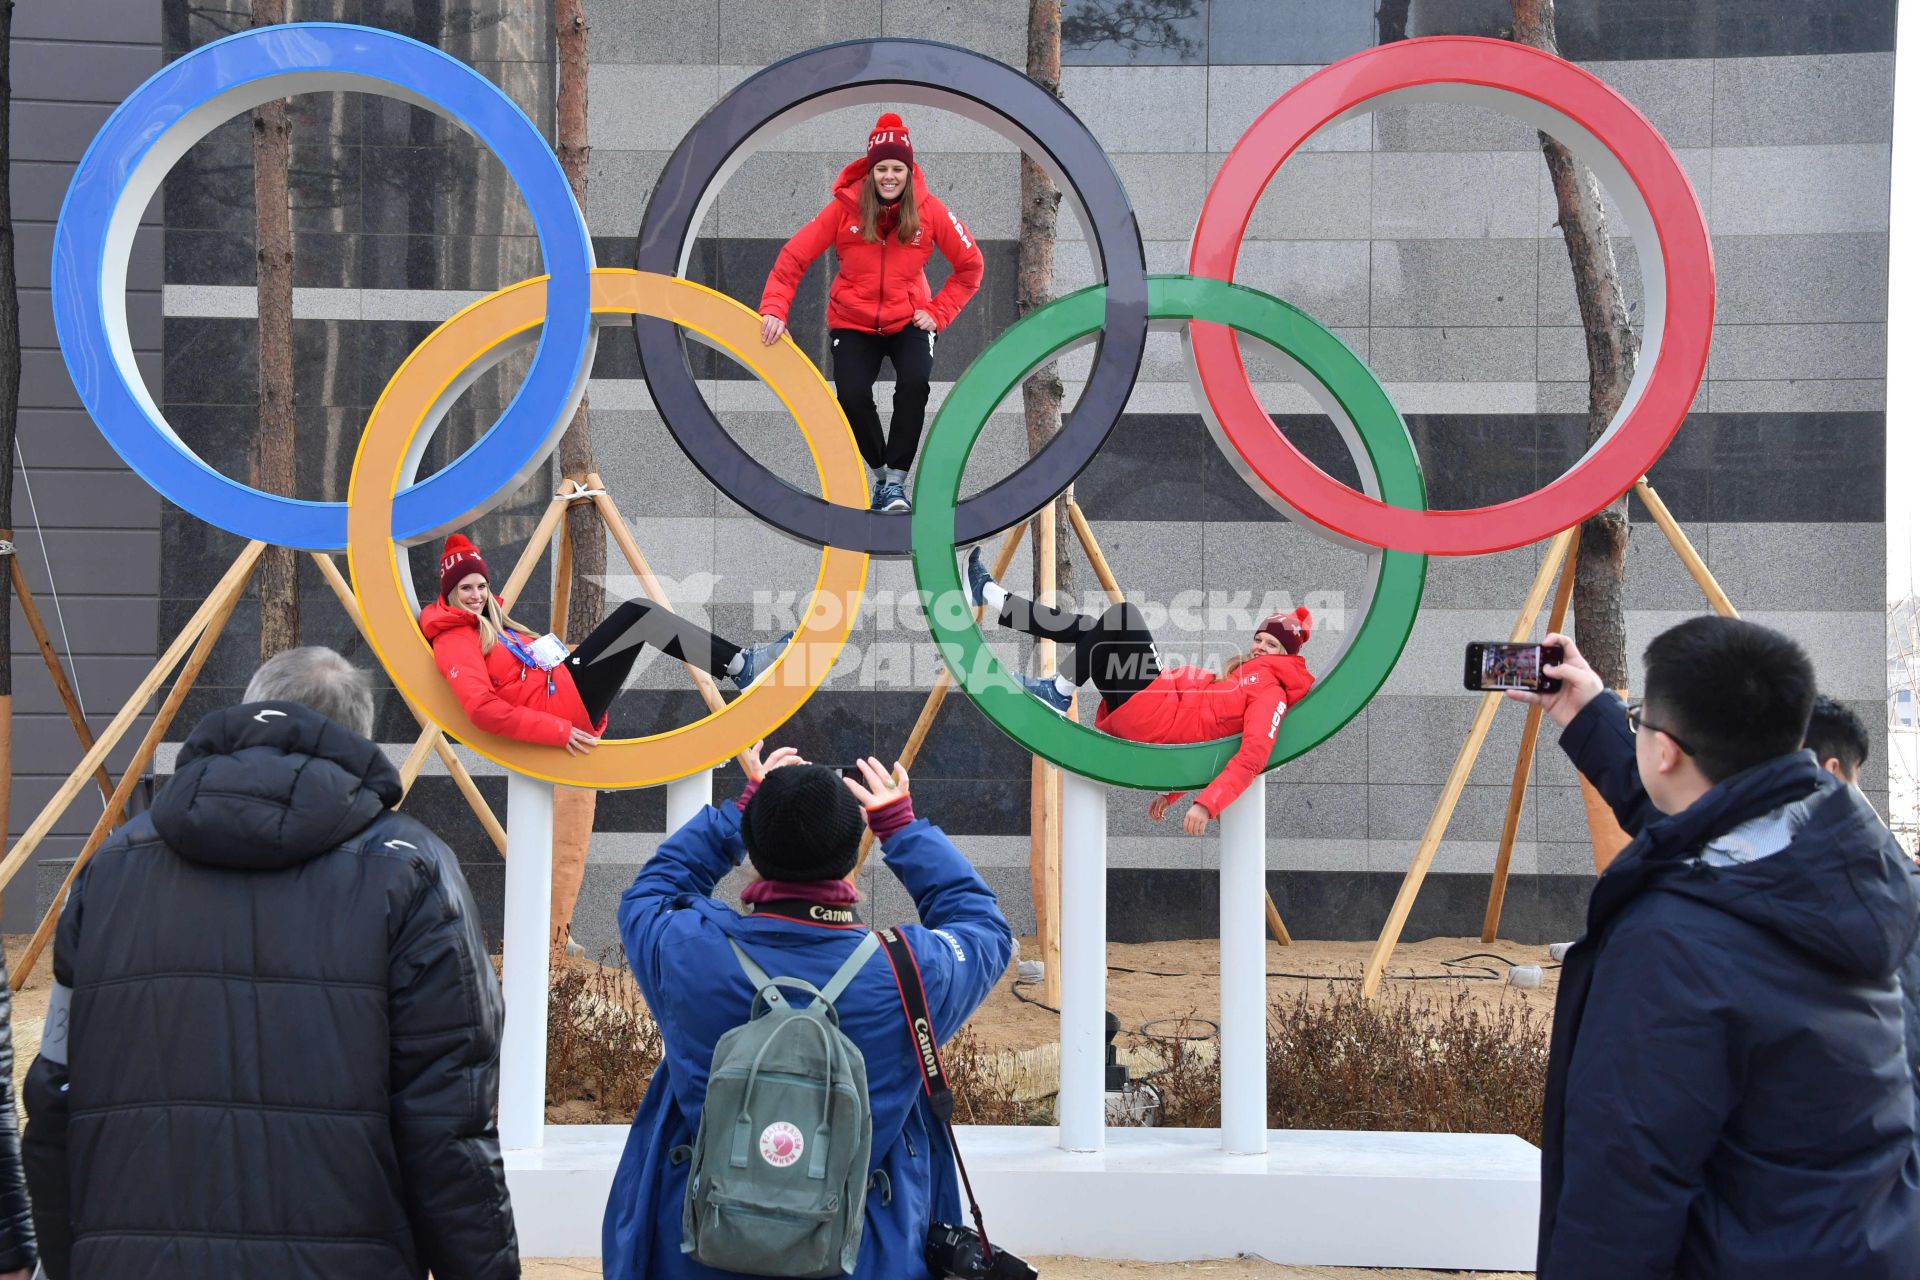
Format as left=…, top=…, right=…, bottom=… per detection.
left=1804, top=694, right=1870, bottom=781
left=1642, top=617, right=1816, bottom=784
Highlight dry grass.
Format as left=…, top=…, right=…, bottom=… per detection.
left=544, top=976, right=1551, bottom=1143
left=921, top=982, right=1549, bottom=1142
left=545, top=958, right=663, bottom=1123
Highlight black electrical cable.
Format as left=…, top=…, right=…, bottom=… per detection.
left=1104, top=962, right=1507, bottom=982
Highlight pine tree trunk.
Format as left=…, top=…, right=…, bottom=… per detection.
left=554, top=0, right=604, bottom=642
left=0, top=0, right=20, bottom=848
left=1021, top=0, right=1070, bottom=603
left=252, top=0, right=299, bottom=661
left=1512, top=0, right=1637, bottom=690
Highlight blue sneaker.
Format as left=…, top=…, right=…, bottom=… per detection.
left=1017, top=671, right=1073, bottom=715
left=963, top=545, right=997, bottom=610
left=873, top=480, right=911, bottom=514
left=731, top=630, right=793, bottom=690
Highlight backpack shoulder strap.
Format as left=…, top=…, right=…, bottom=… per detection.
left=728, top=939, right=787, bottom=1011
left=818, top=930, right=882, bottom=1007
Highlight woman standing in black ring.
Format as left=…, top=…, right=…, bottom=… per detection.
left=758, top=112, right=985, bottom=514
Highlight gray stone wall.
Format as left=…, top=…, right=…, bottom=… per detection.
left=8, top=1, right=164, bottom=928
left=12, top=0, right=1896, bottom=948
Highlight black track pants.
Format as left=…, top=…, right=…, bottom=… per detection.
left=829, top=324, right=937, bottom=473
left=564, top=600, right=742, bottom=723
left=997, top=595, right=1163, bottom=714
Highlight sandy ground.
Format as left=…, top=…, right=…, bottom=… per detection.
left=524, top=1261, right=1529, bottom=1279
left=965, top=935, right=1560, bottom=1056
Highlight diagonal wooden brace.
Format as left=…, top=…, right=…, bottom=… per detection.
left=12, top=541, right=262, bottom=990
left=1362, top=528, right=1577, bottom=997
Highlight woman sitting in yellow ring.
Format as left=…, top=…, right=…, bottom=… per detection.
left=419, top=535, right=791, bottom=755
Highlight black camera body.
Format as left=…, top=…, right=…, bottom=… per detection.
left=926, top=1222, right=1038, bottom=1279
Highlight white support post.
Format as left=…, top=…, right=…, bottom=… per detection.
left=501, top=771, right=556, bottom=1151
left=1218, top=772, right=1268, bottom=1156
left=1058, top=771, right=1107, bottom=1153
left=666, top=769, right=714, bottom=833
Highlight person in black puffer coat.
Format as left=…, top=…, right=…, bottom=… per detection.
left=21, top=646, right=518, bottom=1280
left=0, top=950, right=37, bottom=1279
left=1511, top=620, right=1920, bottom=1279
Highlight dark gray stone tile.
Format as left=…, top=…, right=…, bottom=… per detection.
left=1062, top=0, right=1209, bottom=65
left=1208, top=0, right=1376, bottom=64
left=1715, top=0, right=1895, bottom=57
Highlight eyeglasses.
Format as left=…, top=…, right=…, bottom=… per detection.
left=1625, top=701, right=1694, bottom=756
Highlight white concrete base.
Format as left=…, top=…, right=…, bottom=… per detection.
left=506, top=1124, right=1540, bottom=1269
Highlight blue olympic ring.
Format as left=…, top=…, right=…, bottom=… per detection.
left=51, top=22, right=596, bottom=551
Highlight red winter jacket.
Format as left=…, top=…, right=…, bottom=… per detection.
left=1099, top=653, right=1315, bottom=817
left=419, top=599, right=603, bottom=748
left=759, top=160, right=984, bottom=335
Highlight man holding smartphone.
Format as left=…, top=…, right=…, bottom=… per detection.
left=1510, top=619, right=1920, bottom=1279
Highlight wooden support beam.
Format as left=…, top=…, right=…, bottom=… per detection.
left=552, top=508, right=575, bottom=643
left=1482, top=528, right=1581, bottom=943
left=1635, top=477, right=1737, bottom=618
left=308, top=551, right=507, bottom=855
left=10, top=557, right=115, bottom=806
left=853, top=521, right=1030, bottom=878
left=430, top=734, right=508, bottom=856
left=586, top=473, right=753, bottom=776
left=1362, top=527, right=1576, bottom=997
left=1065, top=497, right=1125, bottom=606
left=1032, top=498, right=1063, bottom=1008
left=13, top=544, right=259, bottom=988
left=0, top=541, right=266, bottom=897
left=496, top=484, right=577, bottom=614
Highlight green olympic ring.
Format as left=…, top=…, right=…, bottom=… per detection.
left=909, top=274, right=1429, bottom=792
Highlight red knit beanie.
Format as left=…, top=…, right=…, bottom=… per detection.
left=1257, top=606, right=1313, bottom=655
left=866, top=112, right=913, bottom=171
left=438, top=534, right=490, bottom=602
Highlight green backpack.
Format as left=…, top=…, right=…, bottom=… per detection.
left=678, top=931, right=882, bottom=1278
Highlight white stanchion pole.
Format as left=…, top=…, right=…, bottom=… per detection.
left=501, top=771, right=556, bottom=1151
left=1058, top=770, right=1107, bottom=1153
left=666, top=769, right=714, bottom=832
left=1219, top=772, right=1268, bottom=1156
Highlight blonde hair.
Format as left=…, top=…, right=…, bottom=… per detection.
left=1223, top=653, right=1248, bottom=679
left=858, top=167, right=920, bottom=245
left=470, top=594, right=510, bottom=656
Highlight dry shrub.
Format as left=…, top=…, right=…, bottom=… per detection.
left=545, top=964, right=1550, bottom=1144
left=1261, top=982, right=1548, bottom=1143
left=546, top=958, right=664, bottom=1122
left=1030, top=986, right=1548, bottom=1143
left=941, top=1027, right=1054, bottom=1126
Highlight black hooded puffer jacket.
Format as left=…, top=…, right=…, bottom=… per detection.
left=21, top=701, right=518, bottom=1280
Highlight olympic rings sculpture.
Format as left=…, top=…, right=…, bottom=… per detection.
left=52, top=24, right=1712, bottom=791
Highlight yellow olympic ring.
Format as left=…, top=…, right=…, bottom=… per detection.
left=347, top=268, right=870, bottom=789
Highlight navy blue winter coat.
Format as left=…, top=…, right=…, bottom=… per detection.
left=601, top=802, right=1014, bottom=1280
left=1540, top=693, right=1920, bottom=1278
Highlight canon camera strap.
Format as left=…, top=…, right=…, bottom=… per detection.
left=876, top=927, right=997, bottom=1258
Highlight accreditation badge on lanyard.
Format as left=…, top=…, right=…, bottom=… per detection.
left=500, top=631, right=559, bottom=696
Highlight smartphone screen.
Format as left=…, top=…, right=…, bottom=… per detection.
left=1465, top=642, right=1564, bottom=693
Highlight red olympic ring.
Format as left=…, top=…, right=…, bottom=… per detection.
left=1188, top=36, right=1714, bottom=556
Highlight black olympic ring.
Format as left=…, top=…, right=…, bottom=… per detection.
left=633, top=38, right=1149, bottom=557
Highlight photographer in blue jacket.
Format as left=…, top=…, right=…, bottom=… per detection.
left=602, top=745, right=1014, bottom=1279
left=1512, top=619, right=1920, bottom=1279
